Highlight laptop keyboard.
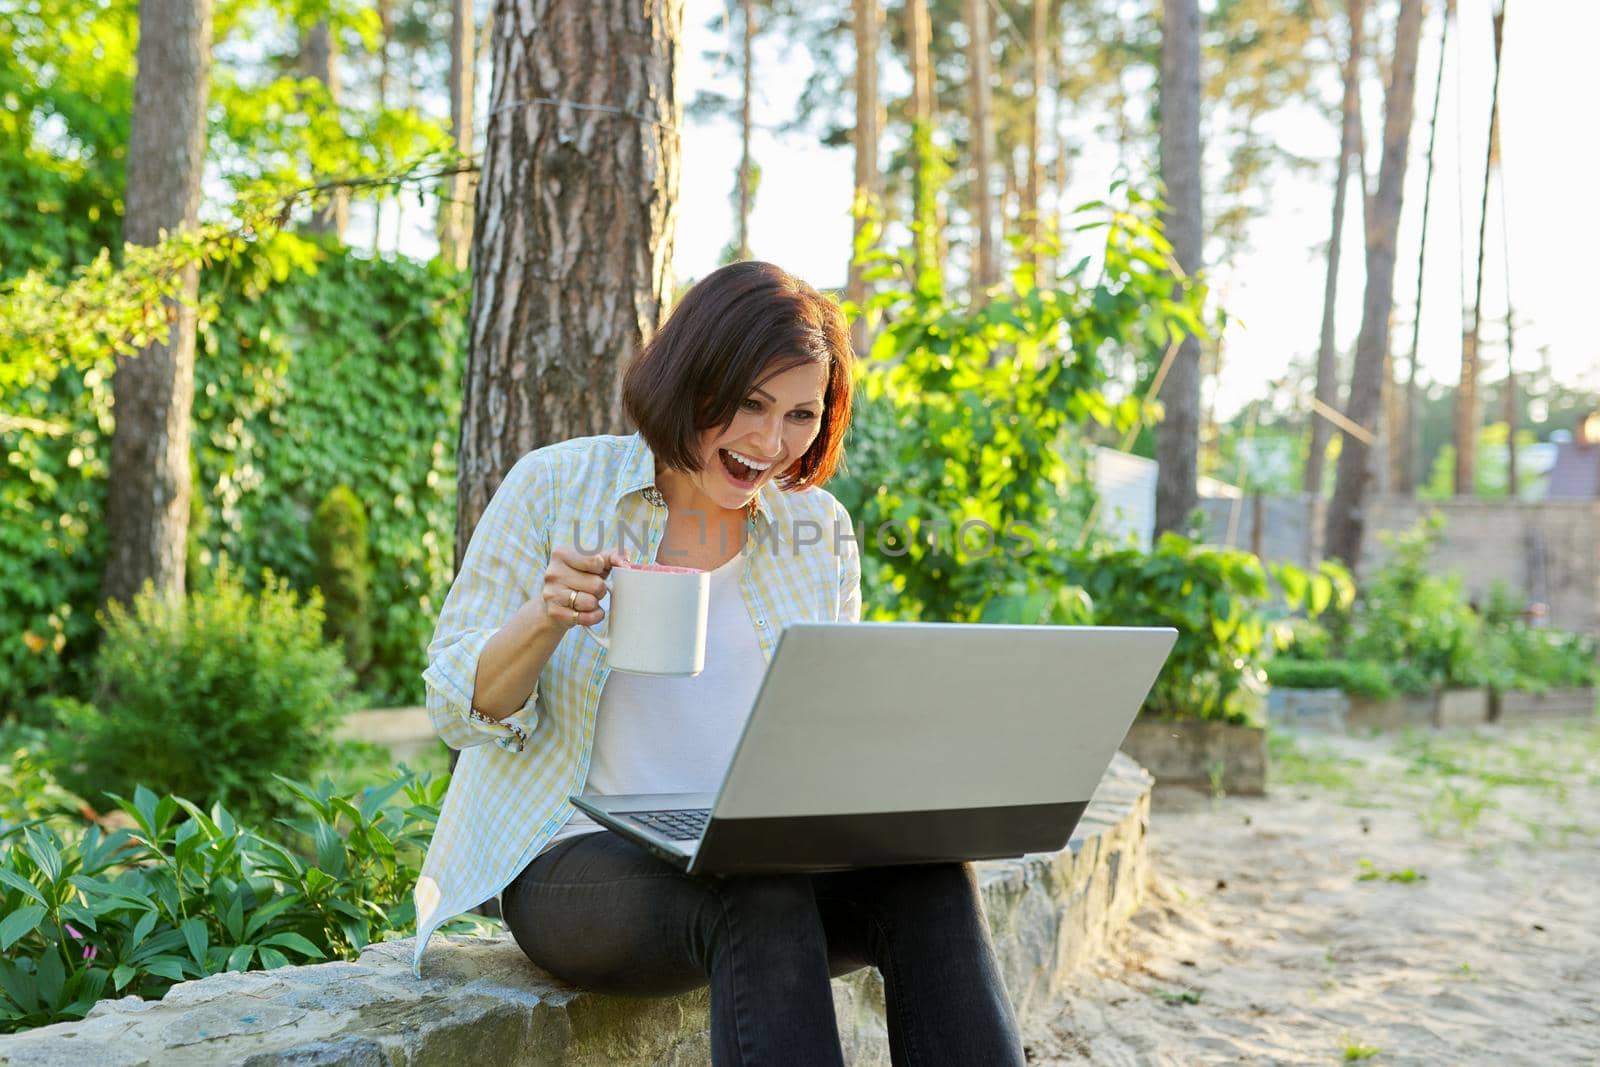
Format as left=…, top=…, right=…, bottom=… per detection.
left=624, top=808, right=712, bottom=841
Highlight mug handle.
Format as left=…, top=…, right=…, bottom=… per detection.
left=578, top=575, right=613, bottom=650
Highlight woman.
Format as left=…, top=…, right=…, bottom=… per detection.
left=415, top=261, right=1025, bottom=1066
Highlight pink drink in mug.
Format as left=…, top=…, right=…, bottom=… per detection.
left=583, top=560, right=710, bottom=675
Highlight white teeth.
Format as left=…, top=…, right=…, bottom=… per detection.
left=725, top=449, right=773, bottom=471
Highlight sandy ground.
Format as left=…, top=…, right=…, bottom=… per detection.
left=1025, top=717, right=1600, bottom=1067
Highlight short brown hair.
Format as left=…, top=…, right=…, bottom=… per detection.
left=623, top=261, right=853, bottom=489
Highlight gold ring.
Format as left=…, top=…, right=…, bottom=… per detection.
left=568, top=590, right=579, bottom=611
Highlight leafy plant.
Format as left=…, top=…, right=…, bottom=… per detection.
left=0, top=738, right=86, bottom=837
left=1335, top=517, right=1485, bottom=691
left=48, top=561, right=355, bottom=826
left=1267, top=658, right=1393, bottom=700
left=833, top=183, right=1206, bottom=626
left=1063, top=535, right=1271, bottom=724
left=311, top=484, right=375, bottom=679
left=0, top=768, right=477, bottom=1034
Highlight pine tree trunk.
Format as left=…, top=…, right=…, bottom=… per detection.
left=1024, top=0, right=1047, bottom=273
left=300, top=22, right=348, bottom=238
left=848, top=0, right=881, bottom=355
left=1399, top=0, right=1453, bottom=496
left=1154, top=0, right=1202, bottom=537
left=963, top=0, right=996, bottom=292
left=456, top=0, right=683, bottom=562
left=1306, top=0, right=1364, bottom=499
left=103, top=0, right=213, bottom=609
left=903, top=0, right=935, bottom=277
left=735, top=0, right=754, bottom=261
left=438, top=0, right=476, bottom=270
left=1324, top=0, right=1424, bottom=567
left=1457, top=1, right=1506, bottom=497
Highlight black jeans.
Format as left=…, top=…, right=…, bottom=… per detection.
left=501, top=832, right=1025, bottom=1067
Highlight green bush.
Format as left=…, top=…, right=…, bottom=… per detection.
left=1489, top=625, right=1600, bottom=693
left=0, top=736, right=86, bottom=837
left=0, top=768, right=485, bottom=1034
left=48, top=562, right=355, bottom=825
left=1266, top=658, right=1393, bottom=700
left=1063, top=534, right=1274, bottom=725
left=1337, top=517, right=1485, bottom=690
left=191, top=243, right=464, bottom=705
left=832, top=184, right=1205, bottom=625
left=1, top=240, right=463, bottom=717
left=311, top=485, right=374, bottom=678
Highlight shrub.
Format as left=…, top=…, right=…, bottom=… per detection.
left=0, top=768, right=484, bottom=1034
left=0, top=736, right=86, bottom=837
left=832, top=184, right=1205, bottom=626
left=1266, top=658, right=1393, bottom=700
left=2, top=242, right=463, bottom=716
left=311, top=485, right=374, bottom=679
left=1339, top=517, right=1484, bottom=690
left=1062, top=535, right=1271, bottom=725
left=49, top=561, right=355, bottom=825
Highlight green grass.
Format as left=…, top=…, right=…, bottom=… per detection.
left=1355, top=859, right=1426, bottom=883
left=1342, top=1040, right=1382, bottom=1061
left=1150, top=987, right=1203, bottom=1005
left=1420, top=781, right=1496, bottom=835
left=1267, top=730, right=1361, bottom=790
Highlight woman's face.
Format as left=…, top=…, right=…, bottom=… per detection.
left=687, top=359, right=829, bottom=513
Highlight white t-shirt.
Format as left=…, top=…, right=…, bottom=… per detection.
left=541, top=549, right=766, bottom=854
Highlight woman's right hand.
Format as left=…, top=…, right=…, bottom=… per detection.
left=540, top=546, right=629, bottom=628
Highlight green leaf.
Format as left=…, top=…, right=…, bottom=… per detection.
left=242, top=893, right=300, bottom=940
left=180, top=917, right=209, bottom=967
left=257, top=946, right=290, bottom=970
left=259, top=932, right=325, bottom=960
left=34, top=940, right=64, bottom=1006
left=0, top=868, right=46, bottom=906
left=225, top=945, right=254, bottom=973
left=0, top=904, right=46, bottom=951
left=1309, top=575, right=1333, bottom=617
left=112, top=964, right=137, bottom=991
left=22, top=829, right=62, bottom=884
left=143, top=955, right=189, bottom=983
left=129, top=909, right=158, bottom=950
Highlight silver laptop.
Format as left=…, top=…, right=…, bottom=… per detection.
left=570, top=621, right=1177, bottom=875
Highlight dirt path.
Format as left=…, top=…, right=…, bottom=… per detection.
left=1026, top=717, right=1600, bottom=1066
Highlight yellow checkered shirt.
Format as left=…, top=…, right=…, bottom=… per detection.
left=413, top=433, right=861, bottom=972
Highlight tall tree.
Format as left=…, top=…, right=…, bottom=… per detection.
left=688, top=1, right=764, bottom=262
left=438, top=0, right=476, bottom=270
left=903, top=0, right=936, bottom=276
left=1398, top=0, right=1453, bottom=495
left=299, top=21, right=348, bottom=238
left=735, top=0, right=756, bottom=260
left=1324, top=0, right=1424, bottom=567
left=102, top=0, right=213, bottom=608
left=457, top=0, right=683, bottom=559
left=963, top=0, right=997, bottom=291
left=848, top=0, right=881, bottom=354
left=1305, top=0, right=1365, bottom=500
left=1154, top=0, right=1202, bottom=537
left=1023, top=0, right=1048, bottom=272
left=1455, top=0, right=1507, bottom=496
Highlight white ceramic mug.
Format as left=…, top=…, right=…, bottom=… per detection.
left=583, top=562, right=710, bottom=676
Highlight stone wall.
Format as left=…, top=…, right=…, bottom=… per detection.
left=1200, top=495, right=1600, bottom=635
left=0, top=757, right=1154, bottom=1067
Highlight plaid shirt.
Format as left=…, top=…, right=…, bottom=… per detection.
left=413, top=433, right=861, bottom=973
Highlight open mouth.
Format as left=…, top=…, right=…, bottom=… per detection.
left=718, top=448, right=770, bottom=486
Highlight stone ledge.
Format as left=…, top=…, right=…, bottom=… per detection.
left=0, top=755, right=1153, bottom=1067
